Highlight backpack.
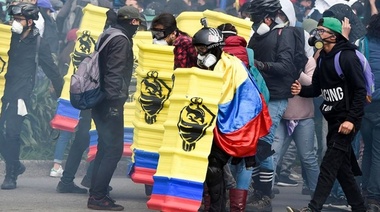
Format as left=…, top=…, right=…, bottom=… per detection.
left=246, top=48, right=270, bottom=103
left=318, top=49, right=375, bottom=104
left=334, top=50, right=375, bottom=103
left=70, top=28, right=127, bottom=109
left=278, top=27, right=308, bottom=79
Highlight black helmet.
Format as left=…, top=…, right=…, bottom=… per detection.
left=192, top=27, right=224, bottom=50
left=8, top=2, right=39, bottom=20
left=247, top=0, right=282, bottom=22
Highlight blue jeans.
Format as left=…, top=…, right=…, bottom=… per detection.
left=53, top=131, right=73, bottom=164
left=253, top=99, right=287, bottom=196
left=272, top=118, right=320, bottom=191
left=230, top=159, right=253, bottom=190
left=361, top=104, right=380, bottom=200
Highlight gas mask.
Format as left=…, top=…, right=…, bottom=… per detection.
left=197, top=53, right=217, bottom=68
left=307, top=33, right=323, bottom=49
left=11, top=20, right=25, bottom=34
left=308, top=29, right=324, bottom=49
left=253, top=21, right=270, bottom=35
left=153, top=38, right=168, bottom=45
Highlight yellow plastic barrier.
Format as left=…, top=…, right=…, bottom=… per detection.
left=203, top=10, right=253, bottom=42
left=176, top=12, right=204, bottom=37
left=147, top=67, right=223, bottom=212
left=62, top=4, right=108, bottom=100
left=0, top=24, right=11, bottom=108
left=176, top=10, right=253, bottom=42
left=129, top=43, right=174, bottom=185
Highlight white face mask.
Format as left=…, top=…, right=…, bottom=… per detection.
left=256, top=23, right=271, bottom=35
left=11, top=20, right=24, bottom=34
left=153, top=38, right=168, bottom=45
left=197, top=53, right=217, bottom=68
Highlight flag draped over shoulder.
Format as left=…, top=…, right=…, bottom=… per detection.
left=213, top=53, right=272, bottom=157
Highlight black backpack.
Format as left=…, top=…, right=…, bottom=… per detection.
left=278, top=26, right=308, bottom=78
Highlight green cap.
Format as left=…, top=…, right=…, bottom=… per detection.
left=318, top=17, right=342, bottom=34
left=117, top=6, right=145, bottom=21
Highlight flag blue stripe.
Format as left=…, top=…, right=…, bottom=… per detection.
left=217, top=77, right=262, bottom=133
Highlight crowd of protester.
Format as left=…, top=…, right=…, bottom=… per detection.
left=1, top=0, right=380, bottom=211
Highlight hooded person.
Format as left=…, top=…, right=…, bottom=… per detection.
left=279, top=0, right=314, bottom=57
left=246, top=0, right=304, bottom=210
left=287, top=16, right=367, bottom=212
left=86, top=5, right=144, bottom=211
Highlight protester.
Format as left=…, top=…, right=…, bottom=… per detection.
left=87, top=6, right=143, bottom=211
left=246, top=0, right=302, bottom=209
left=192, top=26, right=271, bottom=212
left=150, top=12, right=197, bottom=69
left=287, top=17, right=367, bottom=212
left=217, top=22, right=250, bottom=211
left=0, top=2, right=63, bottom=190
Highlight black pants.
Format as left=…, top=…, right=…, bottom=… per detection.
left=309, top=121, right=366, bottom=212
left=206, top=143, right=230, bottom=212
left=0, top=101, right=25, bottom=166
left=61, top=109, right=92, bottom=184
left=89, top=101, right=124, bottom=198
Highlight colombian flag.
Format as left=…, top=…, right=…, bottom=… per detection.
left=213, top=53, right=272, bottom=157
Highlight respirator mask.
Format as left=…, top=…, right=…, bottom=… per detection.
left=11, top=20, right=25, bottom=34
left=308, top=29, right=325, bottom=49
left=197, top=53, right=217, bottom=68
left=253, top=21, right=270, bottom=35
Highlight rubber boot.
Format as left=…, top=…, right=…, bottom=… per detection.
left=229, top=188, right=248, bottom=212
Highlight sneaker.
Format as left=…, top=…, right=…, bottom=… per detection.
left=250, top=195, right=272, bottom=212
left=329, top=196, right=351, bottom=211
left=289, top=172, right=301, bottom=180
left=277, top=176, right=299, bottom=187
left=323, top=195, right=336, bottom=208
left=286, top=206, right=313, bottom=212
left=50, top=165, right=63, bottom=178
left=56, top=181, right=87, bottom=194
left=88, top=195, right=124, bottom=211
left=301, top=186, right=312, bottom=195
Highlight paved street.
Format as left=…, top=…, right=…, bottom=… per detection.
left=0, top=161, right=348, bottom=211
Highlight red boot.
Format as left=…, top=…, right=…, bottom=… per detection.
left=229, top=188, right=248, bottom=212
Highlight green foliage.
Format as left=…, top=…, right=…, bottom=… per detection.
left=20, top=71, right=58, bottom=160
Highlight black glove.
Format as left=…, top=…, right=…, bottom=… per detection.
left=254, top=60, right=268, bottom=72
left=256, top=140, right=275, bottom=161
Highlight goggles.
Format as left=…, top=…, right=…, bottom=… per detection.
left=150, top=28, right=166, bottom=40
left=8, top=5, right=22, bottom=16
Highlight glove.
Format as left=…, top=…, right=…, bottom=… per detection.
left=254, top=60, right=268, bottom=72
left=256, top=140, right=275, bottom=161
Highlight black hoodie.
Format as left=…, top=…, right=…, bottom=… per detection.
left=300, top=40, right=366, bottom=127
